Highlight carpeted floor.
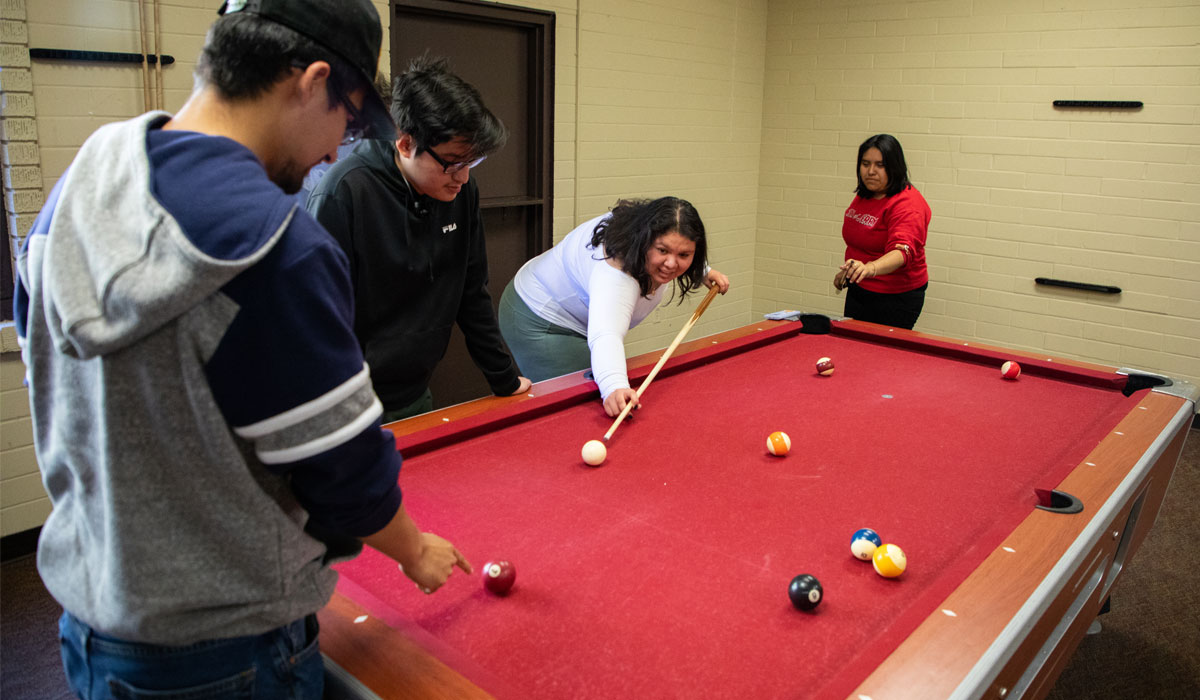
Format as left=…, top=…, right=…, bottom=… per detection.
left=0, top=549, right=73, bottom=700
left=3, top=427, right=1198, bottom=699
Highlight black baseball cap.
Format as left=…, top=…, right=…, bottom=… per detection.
left=218, top=0, right=395, bottom=140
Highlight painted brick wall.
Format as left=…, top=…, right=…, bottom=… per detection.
left=26, top=1, right=398, bottom=186
left=566, top=0, right=765, bottom=355
left=757, top=0, right=1199, bottom=387
left=1, top=0, right=44, bottom=538
left=1, top=351, right=41, bottom=537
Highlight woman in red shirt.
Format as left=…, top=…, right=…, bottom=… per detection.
left=834, top=134, right=931, bottom=329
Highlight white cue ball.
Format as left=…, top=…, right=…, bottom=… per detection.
left=581, top=439, right=607, bottom=466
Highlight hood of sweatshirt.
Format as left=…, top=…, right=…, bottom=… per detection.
left=19, top=112, right=297, bottom=359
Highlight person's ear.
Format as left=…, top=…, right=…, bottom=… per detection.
left=296, top=61, right=332, bottom=104
left=395, top=133, right=417, bottom=158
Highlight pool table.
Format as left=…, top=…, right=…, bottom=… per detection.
left=319, top=318, right=1196, bottom=700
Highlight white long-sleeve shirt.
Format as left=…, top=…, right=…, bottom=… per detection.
left=513, top=214, right=665, bottom=398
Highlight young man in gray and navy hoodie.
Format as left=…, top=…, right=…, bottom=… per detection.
left=14, top=1, right=470, bottom=696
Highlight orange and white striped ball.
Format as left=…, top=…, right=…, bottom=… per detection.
left=766, top=431, right=791, bottom=456
left=872, top=543, right=907, bottom=578
left=1001, top=361, right=1021, bottom=380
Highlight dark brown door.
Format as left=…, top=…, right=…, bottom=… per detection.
left=391, top=0, right=554, bottom=409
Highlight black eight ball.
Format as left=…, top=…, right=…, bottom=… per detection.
left=788, top=574, right=822, bottom=611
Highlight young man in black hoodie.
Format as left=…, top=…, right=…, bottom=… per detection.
left=307, top=55, right=531, bottom=420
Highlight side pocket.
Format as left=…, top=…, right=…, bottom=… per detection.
left=107, top=668, right=255, bottom=700
left=58, top=614, right=90, bottom=700
left=272, top=618, right=324, bottom=699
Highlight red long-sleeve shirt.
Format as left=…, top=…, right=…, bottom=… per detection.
left=842, top=185, right=931, bottom=294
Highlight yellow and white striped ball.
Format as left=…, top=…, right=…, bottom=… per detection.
left=872, top=543, right=907, bottom=578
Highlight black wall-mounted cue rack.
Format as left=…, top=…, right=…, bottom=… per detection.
left=29, top=48, right=174, bottom=65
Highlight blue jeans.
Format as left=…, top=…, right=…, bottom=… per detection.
left=59, top=611, right=324, bottom=700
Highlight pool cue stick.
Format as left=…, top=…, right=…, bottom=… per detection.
left=603, top=283, right=721, bottom=441
left=154, top=0, right=164, bottom=109
left=138, top=0, right=151, bottom=111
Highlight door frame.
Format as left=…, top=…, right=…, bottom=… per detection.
left=391, top=0, right=555, bottom=256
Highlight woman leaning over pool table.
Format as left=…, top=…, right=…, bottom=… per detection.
left=834, top=134, right=931, bottom=330
left=499, top=196, right=729, bottom=418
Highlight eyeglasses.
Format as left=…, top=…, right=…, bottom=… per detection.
left=423, top=147, right=487, bottom=174
left=339, top=94, right=366, bottom=146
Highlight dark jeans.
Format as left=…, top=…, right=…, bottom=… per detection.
left=844, top=282, right=927, bottom=330
left=382, top=387, right=434, bottom=423
left=59, top=611, right=324, bottom=700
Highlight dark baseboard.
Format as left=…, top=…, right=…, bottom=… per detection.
left=1, top=526, right=40, bottom=561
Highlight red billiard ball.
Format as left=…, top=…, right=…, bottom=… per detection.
left=482, top=560, right=516, bottom=595
left=815, top=357, right=835, bottom=376
left=1001, top=361, right=1021, bottom=380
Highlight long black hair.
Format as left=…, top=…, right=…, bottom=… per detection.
left=854, top=134, right=910, bottom=199
left=591, top=197, right=707, bottom=300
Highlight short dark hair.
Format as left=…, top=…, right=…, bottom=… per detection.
left=855, top=134, right=910, bottom=199
left=591, top=197, right=708, bottom=300
left=196, top=13, right=364, bottom=111
left=390, top=54, right=507, bottom=157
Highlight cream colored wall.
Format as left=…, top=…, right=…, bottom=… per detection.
left=2, top=0, right=43, bottom=538
left=515, top=0, right=765, bottom=355
left=28, top=0, right=392, bottom=190
left=757, top=0, right=1200, bottom=388
left=1, top=351, right=42, bottom=536
left=565, top=0, right=766, bottom=352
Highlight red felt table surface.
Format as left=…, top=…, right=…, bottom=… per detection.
left=333, top=324, right=1137, bottom=700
